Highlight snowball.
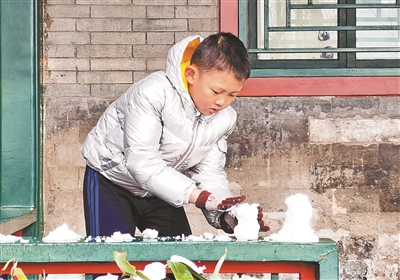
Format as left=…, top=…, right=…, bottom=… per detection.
left=231, top=203, right=260, bottom=241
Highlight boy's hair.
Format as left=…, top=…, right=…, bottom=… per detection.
left=191, top=32, right=251, bottom=82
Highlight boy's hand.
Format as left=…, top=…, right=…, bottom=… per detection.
left=195, top=190, right=246, bottom=211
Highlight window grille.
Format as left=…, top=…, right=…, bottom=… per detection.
left=239, top=0, right=400, bottom=77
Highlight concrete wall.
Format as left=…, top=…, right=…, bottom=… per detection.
left=42, top=0, right=399, bottom=279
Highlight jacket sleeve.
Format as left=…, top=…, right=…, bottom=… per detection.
left=123, top=76, right=196, bottom=207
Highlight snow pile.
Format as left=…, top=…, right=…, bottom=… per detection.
left=266, top=193, right=319, bottom=243
left=0, top=234, right=24, bottom=243
left=42, top=223, right=83, bottom=243
left=142, top=228, right=158, bottom=239
left=231, top=203, right=260, bottom=241
left=137, top=262, right=167, bottom=280
left=104, top=231, right=134, bottom=243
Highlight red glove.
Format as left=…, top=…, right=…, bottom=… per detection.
left=195, top=190, right=246, bottom=211
left=257, top=205, right=270, bottom=232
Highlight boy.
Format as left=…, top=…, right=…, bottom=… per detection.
left=81, top=32, right=269, bottom=238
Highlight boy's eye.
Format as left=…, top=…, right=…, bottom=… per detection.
left=212, top=89, right=220, bottom=94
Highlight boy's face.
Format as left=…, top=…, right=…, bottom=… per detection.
left=185, top=65, right=245, bottom=116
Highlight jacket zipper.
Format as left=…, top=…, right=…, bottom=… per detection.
left=172, top=114, right=201, bottom=170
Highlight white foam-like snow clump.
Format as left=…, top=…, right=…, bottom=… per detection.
left=137, top=262, right=166, bottom=280
left=0, top=234, right=22, bottom=243
left=142, top=228, right=158, bottom=239
left=231, top=203, right=260, bottom=241
left=42, top=223, right=83, bottom=243
left=266, top=193, right=319, bottom=243
left=104, top=231, right=134, bottom=243
left=170, top=255, right=206, bottom=274
left=94, top=273, right=118, bottom=280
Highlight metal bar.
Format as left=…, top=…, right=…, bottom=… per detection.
left=264, top=0, right=269, bottom=49
left=248, top=47, right=400, bottom=53
left=238, top=0, right=247, bottom=45
left=291, top=4, right=400, bottom=9
left=286, top=0, right=291, bottom=27
left=269, top=25, right=400, bottom=31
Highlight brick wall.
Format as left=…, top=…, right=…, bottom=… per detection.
left=42, top=1, right=399, bottom=279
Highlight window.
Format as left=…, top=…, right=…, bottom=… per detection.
left=244, top=0, right=400, bottom=76
left=220, top=0, right=400, bottom=95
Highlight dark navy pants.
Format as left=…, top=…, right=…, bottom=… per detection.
left=83, top=166, right=192, bottom=237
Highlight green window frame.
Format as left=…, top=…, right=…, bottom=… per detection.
left=240, top=0, right=400, bottom=77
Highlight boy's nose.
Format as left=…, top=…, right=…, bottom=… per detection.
left=215, top=96, right=226, bottom=107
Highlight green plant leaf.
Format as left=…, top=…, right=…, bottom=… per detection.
left=167, top=261, right=194, bottom=280
left=12, top=267, right=28, bottom=280
left=1, top=259, right=27, bottom=280
left=211, top=247, right=227, bottom=280
left=113, top=251, right=137, bottom=276
left=1, top=258, right=15, bottom=271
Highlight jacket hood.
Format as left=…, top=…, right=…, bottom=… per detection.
left=165, top=35, right=202, bottom=104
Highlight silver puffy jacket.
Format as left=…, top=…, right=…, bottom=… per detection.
left=81, top=35, right=237, bottom=229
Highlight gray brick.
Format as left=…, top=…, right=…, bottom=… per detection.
left=147, top=6, right=175, bottom=19
left=47, top=0, right=75, bottom=4
left=174, top=31, right=215, bottom=42
left=48, top=58, right=90, bottom=71
left=131, top=0, right=187, bottom=5
left=91, top=32, right=146, bottom=45
left=91, top=5, right=146, bottom=18
left=188, top=18, right=219, bottom=32
left=47, top=71, right=77, bottom=84
left=132, top=45, right=172, bottom=58
left=77, top=45, right=132, bottom=58
left=175, top=5, right=218, bottom=19
left=147, top=58, right=165, bottom=70
left=45, top=84, right=91, bottom=97
left=46, top=5, right=90, bottom=18
left=132, top=19, right=187, bottom=32
left=46, top=32, right=91, bottom=44
left=147, top=32, right=175, bottom=44
left=77, top=19, right=131, bottom=31
left=188, top=0, right=218, bottom=5
left=133, top=71, right=154, bottom=82
left=91, top=58, right=146, bottom=71
left=46, top=45, right=77, bottom=58
left=46, top=19, right=76, bottom=32
left=78, top=71, right=133, bottom=84
left=91, top=84, right=132, bottom=97
left=77, top=0, right=131, bottom=4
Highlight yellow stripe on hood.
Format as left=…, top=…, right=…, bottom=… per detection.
left=180, top=37, right=201, bottom=92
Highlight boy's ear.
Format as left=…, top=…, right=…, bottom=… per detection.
left=185, top=65, right=198, bottom=84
